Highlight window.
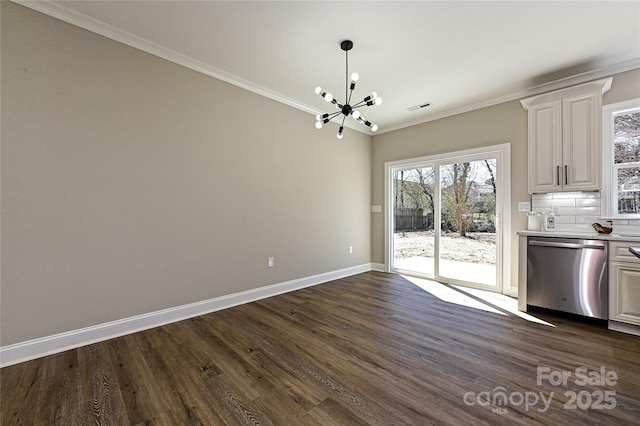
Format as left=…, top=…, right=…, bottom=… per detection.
left=603, top=99, right=640, bottom=217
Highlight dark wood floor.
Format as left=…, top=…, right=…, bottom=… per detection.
left=2, top=271, right=639, bottom=425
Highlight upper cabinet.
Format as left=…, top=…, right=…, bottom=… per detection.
left=521, top=78, right=612, bottom=193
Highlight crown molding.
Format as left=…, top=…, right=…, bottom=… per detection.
left=380, top=58, right=640, bottom=134
left=12, top=1, right=344, bottom=119
left=14, top=0, right=372, bottom=135
left=12, top=1, right=640, bottom=137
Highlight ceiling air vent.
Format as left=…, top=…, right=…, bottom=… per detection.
left=407, top=102, right=432, bottom=112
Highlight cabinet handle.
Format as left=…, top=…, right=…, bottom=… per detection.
left=564, top=165, right=568, bottom=186
left=556, top=165, right=560, bottom=186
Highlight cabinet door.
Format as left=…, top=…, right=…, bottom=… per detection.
left=562, top=91, right=601, bottom=191
left=528, top=100, right=562, bottom=193
left=610, top=261, right=640, bottom=326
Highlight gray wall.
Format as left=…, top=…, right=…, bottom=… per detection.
left=1, top=2, right=371, bottom=345
left=371, top=68, right=640, bottom=288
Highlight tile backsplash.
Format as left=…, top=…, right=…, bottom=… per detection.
left=530, top=191, right=640, bottom=235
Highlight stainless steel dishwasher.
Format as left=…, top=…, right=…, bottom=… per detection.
left=527, top=236, right=608, bottom=319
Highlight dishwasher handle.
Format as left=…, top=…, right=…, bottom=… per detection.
left=529, top=240, right=605, bottom=250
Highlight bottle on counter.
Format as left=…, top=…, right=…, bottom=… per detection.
left=544, top=211, right=555, bottom=231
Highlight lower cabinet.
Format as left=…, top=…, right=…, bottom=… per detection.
left=609, top=241, right=640, bottom=336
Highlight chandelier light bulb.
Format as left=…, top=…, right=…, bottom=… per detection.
left=371, top=92, right=378, bottom=100
left=315, top=86, right=323, bottom=95
left=337, top=132, right=344, bottom=139
left=315, top=121, right=323, bottom=129
left=325, top=93, right=333, bottom=102
left=316, top=114, right=322, bottom=121
left=375, top=97, right=383, bottom=106
left=352, top=110, right=361, bottom=120
left=350, top=72, right=359, bottom=82
left=371, top=124, right=379, bottom=132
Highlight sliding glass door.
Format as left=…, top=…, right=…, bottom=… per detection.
left=437, top=159, right=497, bottom=287
left=392, top=167, right=437, bottom=275
left=388, top=145, right=509, bottom=292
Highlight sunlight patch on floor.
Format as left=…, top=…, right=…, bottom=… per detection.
left=452, top=284, right=555, bottom=326
left=403, top=275, right=555, bottom=327
left=403, top=275, right=504, bottom=315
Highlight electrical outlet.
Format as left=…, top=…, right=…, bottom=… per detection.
left=268, top=257, right=274, bottom=268
left=518, top=201, right=531, bottom=212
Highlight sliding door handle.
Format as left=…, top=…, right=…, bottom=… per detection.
left=556, top=165, right=560, bottom=186
left=564, top=165, right=568, bottom=186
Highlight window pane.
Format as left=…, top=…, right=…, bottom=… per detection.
left=614, top=111, right=640, bottom=164
left=618, top=166, right=640, bottom=214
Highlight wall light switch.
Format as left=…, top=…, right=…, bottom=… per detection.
left=371, top=205, right=382, bottom=213
left=268, top=257, right=275, bottom=268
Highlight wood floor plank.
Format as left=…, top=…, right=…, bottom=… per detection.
left=36, top=366, right=80, bottom=425
left=308, top=397, right=370, bottom=425
left=76, top=343, right=130, bottom=425
left=131, top=408, right=182, bottom=426
left=174, top=318, right=272, bottom=403
left=134, top=326, right=228, bottom=425
left=106, top=335, right=168, bottom=425
left=2, top=271, right=639, bottom=425
left=200, top=372, right=274, bottom=426
left=208, top=307, right=414, bottom=425
left=196, top=310, right=331, bottom=406
left=1, top=357, right=46, bottom=425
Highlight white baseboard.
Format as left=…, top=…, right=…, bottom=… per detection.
left=0, top=263, right=374, bottom=368
left=371, top=262, right=387, bottom=272
left=608, top=320, right=640, bottom=337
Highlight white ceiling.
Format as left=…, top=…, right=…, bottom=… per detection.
left=17, top=1, right=640, bottom=135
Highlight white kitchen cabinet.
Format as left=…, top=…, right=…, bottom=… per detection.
left=609, top=241, right=640, bottom=336
left=521, top=78, right=612, bottom=194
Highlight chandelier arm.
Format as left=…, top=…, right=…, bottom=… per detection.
left=352, top=111, right=372, bottom=126
left=326, top=111, right=342, bottom=121
left=351, top=101, right=372, bottom=109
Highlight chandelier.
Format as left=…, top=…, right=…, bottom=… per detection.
left=314, top=40, right=382, bottom=139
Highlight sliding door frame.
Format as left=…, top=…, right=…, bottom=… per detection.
left=384, top=143, right=511, bottom=293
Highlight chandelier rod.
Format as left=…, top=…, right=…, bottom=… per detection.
left=340, top=41, right=350, bottom=133
left=345, top=47, right=351, bottom=106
